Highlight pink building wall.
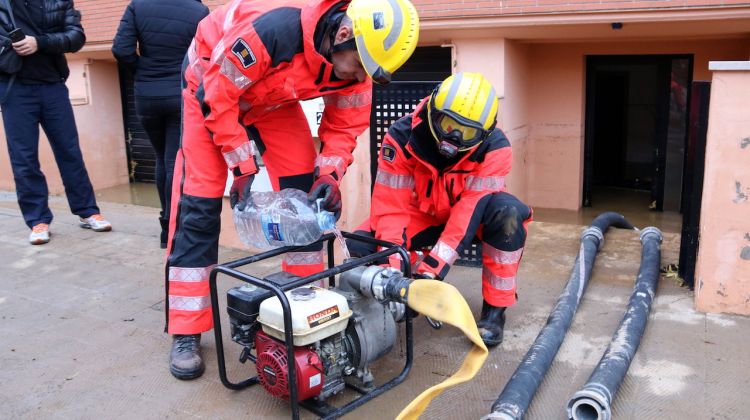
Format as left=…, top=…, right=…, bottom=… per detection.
left=411, top=0, right=748, bottom=19
left=524, top=38, right=750, bottom=209
left=694, top=62, right=750, bottom=315
left=413, top=35, right=749, bottom=210
left=0, top=58, right=129, bottom=194
left=499, top=40, right=532, bottom=202
left=449, top=39, right=534, bottom=202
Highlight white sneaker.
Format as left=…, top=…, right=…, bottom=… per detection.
left=29, top=223, right=50, bottom=245
left=79, top=214, right=112, bottom=232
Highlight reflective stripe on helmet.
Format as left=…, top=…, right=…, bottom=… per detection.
left=478, top=85, right=498, bottom=129
left=383, top=0, right=402, bottom=51
left=356, top=34, right=383, bottom=82
left=441, top=72, right=464, bottom=111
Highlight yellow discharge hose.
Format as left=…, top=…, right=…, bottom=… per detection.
left=396, top=279, right=489, bottom=420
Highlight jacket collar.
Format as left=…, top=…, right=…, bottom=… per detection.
left=301, top=0, right=352, bottom=87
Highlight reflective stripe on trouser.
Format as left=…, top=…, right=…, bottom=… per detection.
left=479, top=192, right=533, bottom=307
left=283, top=250, right=325, bottom=287
left=168, top=266, right=215, bottom=333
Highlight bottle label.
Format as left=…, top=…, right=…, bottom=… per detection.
left=261, top=213, right=283, bottom=242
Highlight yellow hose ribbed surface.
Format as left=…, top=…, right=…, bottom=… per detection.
left=396, top=279, right=488, bottom=420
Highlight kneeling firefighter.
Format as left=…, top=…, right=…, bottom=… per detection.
left=349, top=72, right=532, bottom=347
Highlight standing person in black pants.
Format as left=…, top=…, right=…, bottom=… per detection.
left=112, top=0, right=208, bottom=248
left=0, top=0, right=113, bottom=246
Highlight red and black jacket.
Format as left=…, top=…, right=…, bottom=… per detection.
left=371, top=97, right=512, bottom=278
left=185, top=0, right=372, bottom=179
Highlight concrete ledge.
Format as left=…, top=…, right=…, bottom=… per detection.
left=709, top=61, right=750, bottom=71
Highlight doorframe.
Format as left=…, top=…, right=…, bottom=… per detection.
left=582, top=54, right=694, bottom=210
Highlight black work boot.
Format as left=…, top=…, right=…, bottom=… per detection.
left=477, top=301, right=506, bottom=348
left=169, top=334, right=205, bottom=379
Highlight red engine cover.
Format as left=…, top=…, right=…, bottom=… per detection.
left=255, top=331, right=324, bottom=401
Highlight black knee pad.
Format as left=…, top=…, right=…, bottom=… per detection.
left=482, top=193, right=531, bottom=249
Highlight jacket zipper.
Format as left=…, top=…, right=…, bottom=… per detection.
left=448, top=178, right=456, bottom=206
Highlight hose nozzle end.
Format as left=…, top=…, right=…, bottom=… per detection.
left=384, top=275, right=411, bottom=303
left=567, top=388, right=612, bottom=420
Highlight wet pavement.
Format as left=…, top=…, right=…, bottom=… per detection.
left=533, top=187, right=683, bottom=234
left=1, top=191, right=748, bottom=419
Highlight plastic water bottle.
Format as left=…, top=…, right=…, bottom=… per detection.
left=233, top=189, right=336, bottom=249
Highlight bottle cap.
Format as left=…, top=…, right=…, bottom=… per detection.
left=317, top=210, right=336, bottom=232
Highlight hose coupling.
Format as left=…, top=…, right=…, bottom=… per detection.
left=581, top=226, right=605, bottom=250
left=482, top=404, right=521, bottom=420
left=639, top=226, right=663, bottom=244
left=357, top=266, right=411, bottom=303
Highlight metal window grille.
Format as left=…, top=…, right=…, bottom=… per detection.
left=118, top=65, right=156, bottom=183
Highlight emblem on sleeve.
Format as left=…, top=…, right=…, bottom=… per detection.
left=382, top=144, right=396, bottom=162
left=231, top=38, right=256, bottom=69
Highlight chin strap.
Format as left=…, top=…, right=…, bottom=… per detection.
left=332, top=36, right=357, bottom=53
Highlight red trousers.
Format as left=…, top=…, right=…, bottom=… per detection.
left=164, top=90, right=325, bottom=335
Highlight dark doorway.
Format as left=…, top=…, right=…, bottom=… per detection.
left=583, top=55, right=692, bottom=213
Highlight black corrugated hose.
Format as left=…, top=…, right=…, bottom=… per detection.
left=565, top=226, right=663, bottom=420
left=484, top=212, right=635, bottom=420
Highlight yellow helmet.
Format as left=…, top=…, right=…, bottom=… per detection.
left=347, top=0, right=419, bottom=84
left=428, top=72, right=498, bottom=157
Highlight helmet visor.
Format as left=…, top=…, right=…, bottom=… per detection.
left=438, top=115, right=479, bottom=144
left=432, top=111, right=486, bottom=148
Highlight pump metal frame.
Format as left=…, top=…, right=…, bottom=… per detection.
left=209, top=231, right=414, bottom=420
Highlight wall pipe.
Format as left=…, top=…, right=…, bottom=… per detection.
left=566, top=227, right=663, bottom=420
left=484, top=212, right=635, bottom=420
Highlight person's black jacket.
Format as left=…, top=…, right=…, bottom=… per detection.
left=0, top=0, right=86, bottom=83
left=112, top=0, right=208, bottom=98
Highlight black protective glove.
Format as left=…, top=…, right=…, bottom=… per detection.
left=413, top=272, right=441, bottom=281
left=308, top=174, right=342, bottom=219
left=229, top=173, right=255, bottom=211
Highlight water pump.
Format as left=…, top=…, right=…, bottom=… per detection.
left=226, top=265, right=411, bottom=403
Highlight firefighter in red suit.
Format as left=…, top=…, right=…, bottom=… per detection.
left=349, top=72, right=533, bottom=348
left=166, top=0, right=419, bottom=379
